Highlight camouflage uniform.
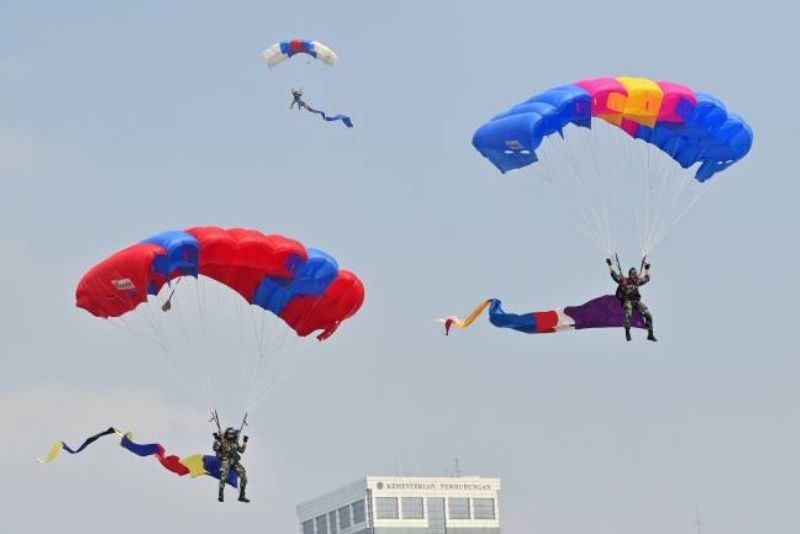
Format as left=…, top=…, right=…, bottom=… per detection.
left=214, top=429, right=249, bottom=502
left=609, top=263, right=656, bottom=341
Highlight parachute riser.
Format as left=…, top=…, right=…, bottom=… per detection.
left=210, top=409, right=222, bottom=438
left=238, top=413, right=249, bottom=436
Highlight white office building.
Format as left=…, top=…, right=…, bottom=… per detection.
left=297, top=475, right=502, bottom=534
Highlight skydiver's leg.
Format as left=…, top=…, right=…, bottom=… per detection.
left=638, top=302, right=656, bottom=342
left=623, top=301, right=633, bottom=342
left=236, top=464, right=250, bottom=502
left=219, top=460, right=230, bottom=502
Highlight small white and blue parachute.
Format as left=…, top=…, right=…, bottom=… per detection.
left=261, top=39, right=338, bottom=69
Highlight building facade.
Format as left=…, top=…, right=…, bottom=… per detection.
left=297, top=475, right=501, bottom=534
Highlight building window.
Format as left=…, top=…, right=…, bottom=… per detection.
left=302, top=520, right=314, bottom=534
left=401, top=497, right=424, bottom=519
left=316, top=515, right=328, bottom=534
left=338, top=505, right=351, bottom=529
left=352, top=499, right=366, bottom=524
left=473, top=498, right=496, bottom=520
left=448, top=497, right=471, bottom=520
left=376, top=497, right=399, bottom=519
left=329, top=511, right=338, bottom=534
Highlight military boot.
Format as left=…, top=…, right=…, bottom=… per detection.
left=625, top=328, right=632, bottom=342
left=218, top=488, right=224, bottom=502
left=647, top=330, right=657, bottom=342
left=238, top=491, right=250, bottom=503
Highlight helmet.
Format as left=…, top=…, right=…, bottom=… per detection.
left=224, top=427, right=237, bottom=440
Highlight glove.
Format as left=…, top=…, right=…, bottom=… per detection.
left=644, top=263, right=651, bottom=270
left=213, top=432, right=220, bottom=440
left=243, top=435, right=249, bottom=443
left=606, top=258, right=612, bottom=266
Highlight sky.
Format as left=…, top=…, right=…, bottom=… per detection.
left=1, top=0, right=798, bottom=533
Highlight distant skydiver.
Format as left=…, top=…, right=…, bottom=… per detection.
left=213, top=427, right=250, bottom=503
left=288, top=89, right=353, bottom=128
left=606, top=258, right=656, bottom=342
left=290, top=88, right=304, bottom=109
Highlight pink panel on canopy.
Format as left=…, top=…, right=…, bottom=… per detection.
left=574, top=77, right=628, bottom=122
left=656, top=81, right=697, bottom=123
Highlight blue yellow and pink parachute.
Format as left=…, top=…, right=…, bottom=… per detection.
left=472, top=76, right=753, bottom=256
left=473, top=76, right=753, bottom=181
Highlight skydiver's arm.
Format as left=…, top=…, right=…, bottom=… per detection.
left=607, top=260, right=621, bottom=283
left=639, top=264, right=651, bottom=285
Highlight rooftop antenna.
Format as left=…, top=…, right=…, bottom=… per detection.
left=693, top=507, right=702, bottom=534
left=454, top=451, right=462, bottom=478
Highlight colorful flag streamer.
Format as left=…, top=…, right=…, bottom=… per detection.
left=440, top=294, right=647, bottom=335
left=299, top=101, right=354, bottom=128
left=38, top=427, right=239, bottom=487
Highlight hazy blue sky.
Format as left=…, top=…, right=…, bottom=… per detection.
left=2, top=1, right=798, bottom=533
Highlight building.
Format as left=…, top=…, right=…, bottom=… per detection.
left=297, top=475, right=502, bottom=534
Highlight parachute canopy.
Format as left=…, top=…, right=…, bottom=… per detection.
left=261, top=39, right=338, bottom=69
left=76, top=227, right=364, bottom=341
left=473, top=77, right=753, bottom=182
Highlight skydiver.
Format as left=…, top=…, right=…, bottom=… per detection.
left=290, top=88, right=304, bottom=110
left=606, top=258, right=657, bottom=342
left=213, top=427, right=250, bottom=503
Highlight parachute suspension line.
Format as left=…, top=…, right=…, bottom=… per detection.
left=641, top=145, right=710, bottom=255
left=195, top=278, right=215, bottom=413
left=523, top=155, right=607, bottom=254
left=232, top=290, right=251, bottom=418
left=246, top=293, right=327, bottom=414
left=247, top=316, right=296, bottom=412
left=109, top=314, right=208, bottom=409
left=647, top=178, right=708, bottom=254
left=156, top=279, right=213, bottom=409
left=555, top=130, right=610, bottom=251
left=638, top=140, right=660, bottom=257
left=247, top=342, right=320, bottom=416
left=657, top=184, right=708, bottom=251
left=546, top=125, right=614, bottom=254
left=243, top=307, right=270, bottom=414
left=641, top=147, right=683, bottom=255
left=537, top=129, right=612, bottom=253
left=576, top=124, right=617, bottom=255
left=512, top=167, right=606, bottom=251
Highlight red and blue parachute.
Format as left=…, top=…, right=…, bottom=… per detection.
left=76, top=227, right=364, bottom=341
left=76, top=227, right=364, bottom=416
